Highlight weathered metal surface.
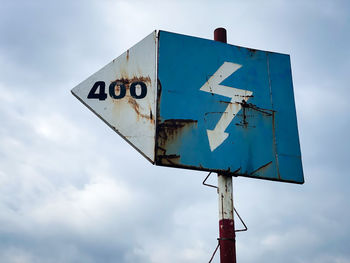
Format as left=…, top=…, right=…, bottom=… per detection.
left=156, top=30, right=304, bottom=184
left=71, top=31, right=157, bottom=162
left=218, top=174, right=236, bottom=263
left=72, top=30, right=303, bottom=184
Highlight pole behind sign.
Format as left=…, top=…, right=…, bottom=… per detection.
left=214, top=27, right=237, bottom=263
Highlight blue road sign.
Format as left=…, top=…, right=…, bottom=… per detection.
left=72, top=30, right=304, bottom=184
left=156, top=31, right=304, bottom=184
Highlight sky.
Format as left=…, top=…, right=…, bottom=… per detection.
left=0, top=0, right=349, bottom=262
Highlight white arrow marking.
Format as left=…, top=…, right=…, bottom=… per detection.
left=200, top=62, right=253, bottom=151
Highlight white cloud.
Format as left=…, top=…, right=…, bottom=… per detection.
left=29, top=175, right=132, bottom=228
left=32, top=113, right=82, bottom=144
left=261, top=227, right=320, bottom=251
left=0, top=0, right=349, bottom=262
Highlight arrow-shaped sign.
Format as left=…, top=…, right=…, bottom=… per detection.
left=200, top=62, right=253, bottom=151
left=72, top=30, right=303, bottom=183
left=71, top=32, right=158, bottom=162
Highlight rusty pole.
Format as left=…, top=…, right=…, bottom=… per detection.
left=218, top=175, right=236, bottom=263
left=214, top=28, right=227, bottom=43
left=214, top=27, right=237, bottom=263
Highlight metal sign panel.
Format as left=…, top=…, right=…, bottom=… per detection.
left=156, top=31, right=304, bottom=184
left=71, top=31, right=157, bottom=162
left=72, top=30, right=303, bottom=184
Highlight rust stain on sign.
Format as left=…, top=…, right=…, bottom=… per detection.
left=71, top=31, right=158, bottom=163
left=112, top=76, right=152, bottom=85
left=110, top=75, right=154, bottom=123
left=156, top=119, right=198, bottom=165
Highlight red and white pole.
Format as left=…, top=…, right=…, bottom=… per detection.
left=214, top=28, right=237, bottom=263
left=218, top=174, right=236, bottom=263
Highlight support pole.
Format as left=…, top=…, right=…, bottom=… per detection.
left=218, top=174, right=236, bottom=263
left=214, top=27, right=227, bottom=43
left=214, top=27, right=237, bottom=263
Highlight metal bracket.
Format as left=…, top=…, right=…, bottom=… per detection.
left=234, top=207, right=248, bottom=232
left=208, top=242, right=220, bottom=263
left=207, top=209, right=247, bottom=263
left=202, top=172, right=218, bottom=189
left=202, top=173, right=248, bottom=232
left=204, top=172, right=248, bottom=263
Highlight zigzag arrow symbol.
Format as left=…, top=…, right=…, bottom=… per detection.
left=200, top=62, right=253, bottom=151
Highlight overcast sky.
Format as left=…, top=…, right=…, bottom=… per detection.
left=0, top=0, right=349, bottom=262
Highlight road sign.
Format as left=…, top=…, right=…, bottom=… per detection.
left=72, top=32, right=157, bottom=162
left=72, top=30, right=304, bottom=184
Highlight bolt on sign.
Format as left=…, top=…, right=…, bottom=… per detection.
left=72, top=30, right=304, bottom=184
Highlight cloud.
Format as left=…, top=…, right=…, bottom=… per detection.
left=0, top=0, right=349, bottom=262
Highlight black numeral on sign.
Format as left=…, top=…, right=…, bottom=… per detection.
left=130, top=81, right=147, bottom=99
left=87, top=80, right=147, bottom=100
left=87, top=81, right=108, bottom=101
left=109, top=82, right=126, bottom=99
